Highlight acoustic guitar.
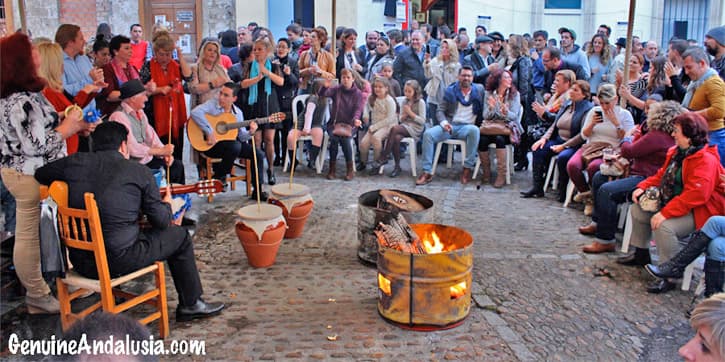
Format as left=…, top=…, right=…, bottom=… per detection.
left=160, top=179, right=224, bottom=197
left=187, top=112, right=286, bottom=152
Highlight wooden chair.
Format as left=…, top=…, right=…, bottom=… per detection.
left=198, top=154, right=251, bottom=202
left=50, top=181, right=169, bottom=338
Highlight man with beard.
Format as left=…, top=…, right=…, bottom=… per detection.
left=359, top=30, right=380, bottom=64
left=705, top=26, right=725, bottom=79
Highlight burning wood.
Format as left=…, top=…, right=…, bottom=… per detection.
left=375, top=213, right=426, bottom=253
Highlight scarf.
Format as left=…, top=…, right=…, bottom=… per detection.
left=682, top=68, right=718, bottom=107
left=150, top=58, right=186, bottom=138
left=659, top=145, right=703, bottom=207
left=452, top=82, right=480, bottom=106
left=249, top=59, right=272, bottom=105
left=110, top=58, right=139, bottom=85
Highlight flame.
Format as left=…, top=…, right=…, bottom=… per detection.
left=378, top=273, right=391, bottom=296
left=450, top=281, right=467, bottom=299
left=422, top=231, right=444, bottom=254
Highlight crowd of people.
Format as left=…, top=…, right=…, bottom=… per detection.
left=1, top=18, right=724, bottom=349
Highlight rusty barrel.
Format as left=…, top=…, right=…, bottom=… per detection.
left=377, top=224, right=473, bottom=330
left=357, top=189, right=434, bottom=265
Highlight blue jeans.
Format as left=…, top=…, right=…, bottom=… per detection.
left=702, top=216, right=725, bottom=262
left=0, top=176, right=15, bottom=233
left=591, top=172, right=645, bottom=242
left=709, top=128, right=725, bottom=167
left=421, top=124, right=480, bottom=173
left=532, top=138, right=577, bottom=189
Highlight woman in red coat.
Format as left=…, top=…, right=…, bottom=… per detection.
left=623, top=112, right=725, bottom=294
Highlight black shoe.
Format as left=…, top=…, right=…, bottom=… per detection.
left=176, top=298, right=225, bottom=322
left=389, top=167, right=401, bottom=178
left=273, top=157, right=282, bottom=167
left=267, top=170, right=276, bottom=185
left=616, top=247, right=651, bottom=266
left=646, top=279, right=676, bottom=294
left=181, top=217, right=197, bottom=226
left=306, top=160, right=315, bottom=170
left=356, top=162, right=366, bottom=172
left=514, top=160, right=529, bottom=171
left=250, top=189, right=269, bottom=201
left=520, top=187, right=544, bottom=198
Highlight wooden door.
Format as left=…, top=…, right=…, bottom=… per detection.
left=145, top=0, right=198, bottom=59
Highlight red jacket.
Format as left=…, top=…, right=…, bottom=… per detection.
left=637, top=145, right=725, bottom=229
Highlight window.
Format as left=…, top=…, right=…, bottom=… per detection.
left=545, top=0, right=581, bottom=9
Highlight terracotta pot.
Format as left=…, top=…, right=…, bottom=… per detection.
left=269, top=199, right=315, bottom=239
left=235, top=221, right=286, bottom=268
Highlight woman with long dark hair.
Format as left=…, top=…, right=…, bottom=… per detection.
left=1, top=33, right=88, bottom=314
left=478, top=69, right=521, bottom=188
left=273, top=37, right=300, bottom=166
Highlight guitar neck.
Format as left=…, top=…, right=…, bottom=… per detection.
left=220, top=117, right=272, bottom=132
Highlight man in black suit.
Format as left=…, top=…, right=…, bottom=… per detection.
left=393, top=30, right=428, bottom=88
left=35, top=122, right=225, bottom=322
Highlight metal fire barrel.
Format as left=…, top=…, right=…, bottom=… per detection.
left=358, top=190, right=434, bottom=265
left=377, top=224, right=473, bottom=330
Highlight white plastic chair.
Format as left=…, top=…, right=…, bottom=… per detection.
left=283, top=94, right=327, bottom=174
left=431, top=139, right=467, bottom=175
left=543, top=156, right=559, bottom=192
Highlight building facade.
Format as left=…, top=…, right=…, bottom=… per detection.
left=3, top=0, right=723, bottom=55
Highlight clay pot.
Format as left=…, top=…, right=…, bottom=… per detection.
left=269, top=199, right=315, bottom=239
left=235, top=221, right=285, bottom=267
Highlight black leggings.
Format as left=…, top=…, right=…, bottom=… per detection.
left=479, top=134, right=510, bottom=150
left=328, top=134, right=353, bottom=163
left=379, top=125, right=411, bottom=166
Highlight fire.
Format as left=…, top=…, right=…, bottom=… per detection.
left=450, top=281, right=467, bottom=299
left=378, top=273, right=391, bottom=296
left=422, top=231, right=444, bottom=254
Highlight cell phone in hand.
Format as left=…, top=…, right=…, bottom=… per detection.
left=595, top=110, right=603, bottom=120
left=425, top=44, right=430, bottom=54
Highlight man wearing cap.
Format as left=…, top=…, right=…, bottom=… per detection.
left=558, top=27, right=590, bottom=78
left=35, top=121, right=226, bottom=322
left=680, top=47, right=725, bottom=165
left=109, top=79, right=185, bottom=185
left=190, top=82, right=268, bottom=200
left=705, top=25, right=725, bottom=79
left=488, top=31, right=507, bottom=68
left=462, top=35, right=497, bottom=85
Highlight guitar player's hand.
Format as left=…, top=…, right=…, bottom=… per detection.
left=249, top=122, right=258, bottom=134
left=206, top=133, right=217, bottom=146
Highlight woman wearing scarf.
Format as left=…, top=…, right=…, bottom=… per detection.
left=139, top=31, right=192, bottom=161
left=189, top=38, right=230, bottom=108
left=624, top=112, right=724, bottom=294
left=97, top=35, right=155, bottom=117
left=241, top=38, right=284, bottom=185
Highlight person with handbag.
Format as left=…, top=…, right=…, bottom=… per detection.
left=580, top=100, right=682, bottom=253
left=320, top=69, right=363, bottom=181
left=478, top=69, right=521, bottom=188
left=622, top=112, right=725, bottom=294
left=566, top=83, right=634, bottom=215
left=415, top=66, right=483, bottom=186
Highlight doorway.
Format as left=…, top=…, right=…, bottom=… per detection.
left=294, top=0, right=315, bottom=28
left=144, top=0, right=199, bottom=58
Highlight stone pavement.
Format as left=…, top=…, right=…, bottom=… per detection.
left=1, top=156, right=696, bottom=361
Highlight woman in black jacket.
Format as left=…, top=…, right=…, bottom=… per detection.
left=273, top=38, right=300, bottom=166
left=507, top=35, right=534, bottom=171
left=521, top=80, right=593, bottom=199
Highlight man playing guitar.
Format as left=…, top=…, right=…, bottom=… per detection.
left=190, top=82, right=268, bottom=200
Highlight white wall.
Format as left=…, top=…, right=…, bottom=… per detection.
left=236, top=0, right=268, bottom=31
left=456, top=1, right=534, bottom=38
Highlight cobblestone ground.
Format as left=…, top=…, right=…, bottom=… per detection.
left=1, top=155, right=695, bottom=361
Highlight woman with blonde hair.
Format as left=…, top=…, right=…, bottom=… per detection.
left=189, top=38, right=230, bottom=108
left=38, top=42, right=103, bottom=154
left=507, top=34, right=534, bottom=171
left=586, top=34, right=612, bottom=97
left=679, top=293, right=725, bottom=361
left=424, top=38, right=460, bottom=124
left=241, top=38, right=285, bottom=185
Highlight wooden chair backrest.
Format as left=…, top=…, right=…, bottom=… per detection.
left=49, top=181, right=113, bottom=288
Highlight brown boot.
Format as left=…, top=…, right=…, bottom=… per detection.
left=478, top=151, right=491, bottom=184
left=344, top=162, right=354, bottom=181
left=493, top=149, right=507, bottom=188
left=460, top=167, right=472, bottom=184
left=326, top=161, right=336, bottom=180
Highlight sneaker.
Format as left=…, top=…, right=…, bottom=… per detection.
left=26, top=294, right=60, bottom=314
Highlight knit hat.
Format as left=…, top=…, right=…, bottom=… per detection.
left=706, top=26, right=725, bottom=46
left=120, top=79, right=146, bottom=100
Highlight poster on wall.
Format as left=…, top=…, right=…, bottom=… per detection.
left=177, top=34, right=192, bottom=54
left=477, top=15, right=491, bottom=31
left=396, top=1, right=406, bottom=22
left=154, top=15, right=168, bottom=27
